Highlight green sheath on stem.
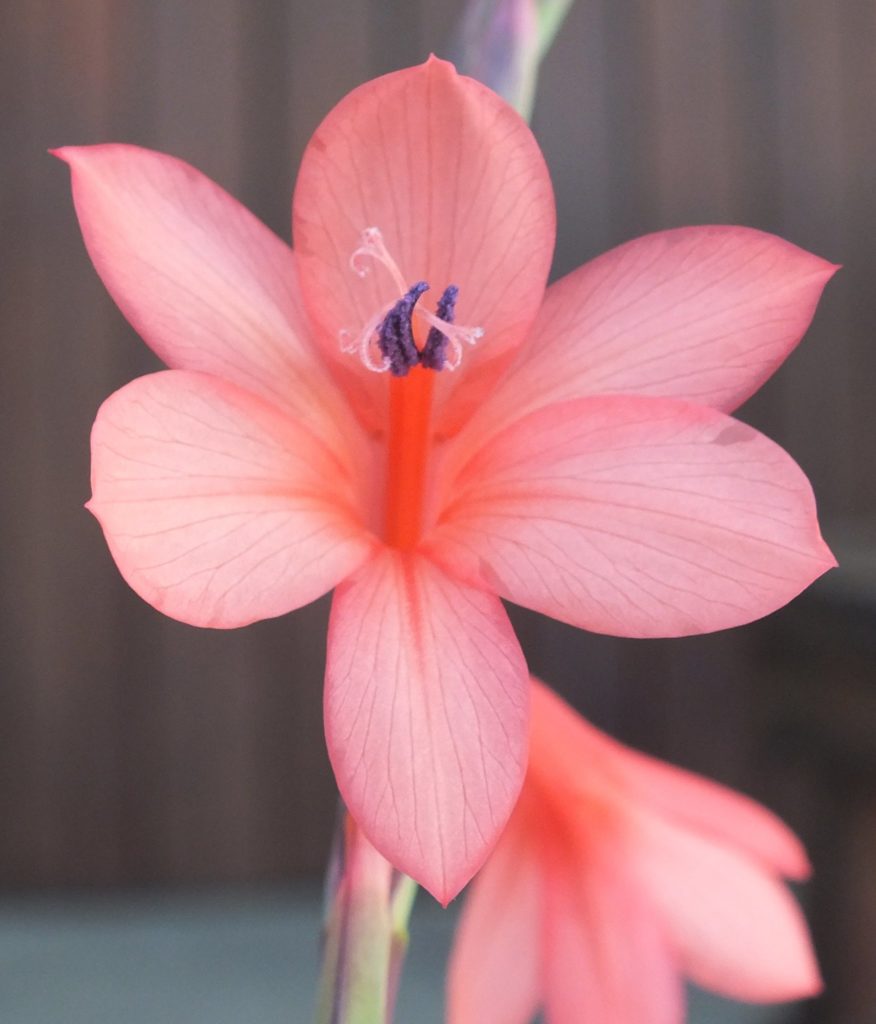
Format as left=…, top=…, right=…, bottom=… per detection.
left=314, top=817, right=417, bottom=1024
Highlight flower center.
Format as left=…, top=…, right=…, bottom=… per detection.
left=341, top=228, right=484, bottom=548
left=339, top=227, right=483, bottom=376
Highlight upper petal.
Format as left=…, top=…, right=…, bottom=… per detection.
left=292, top=57, right=555, bottom=428
left=89, top=370, right=373, bottom=628
left=447, top=816, right=542, bottom=1024
left=428, top=394, right=835, bottom=638
left=56, top=144, right=352, bottom=443
left=628, top=811, right=821, bottom=1003
left=324, top=548, right=529, bottom=904
left=473, top=226, right=837, bottom=438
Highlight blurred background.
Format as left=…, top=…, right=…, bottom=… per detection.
left=2, top=1, right=874, bottom=1021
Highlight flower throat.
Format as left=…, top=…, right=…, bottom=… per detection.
left=342, top=227, right=485, bottom=548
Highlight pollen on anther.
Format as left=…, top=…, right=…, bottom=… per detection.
left=378, top=282, right=429, bottom=377
left=341, top=227, right=485, bottom=375
left=420, top=285, right=458, bottom=371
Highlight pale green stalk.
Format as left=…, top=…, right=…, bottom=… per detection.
left=534, top=0, right=575, bottom=56
left=450, top=0, right=577, bottom=120
left=385, top=876, right=419, bottom=1021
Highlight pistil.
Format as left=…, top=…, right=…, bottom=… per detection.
left=341, top=227, right=482, bottom=547
left=384, top=363, right=434, bottom=549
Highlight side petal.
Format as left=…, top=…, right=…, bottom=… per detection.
left=428, top=395, right=835, bottom=639
left=543, top=845, right=683, bottom=1024
left=89, top=370, right=373, bottom=628
left=475, top=226, right=837, bottom=436
left=447, top=819, right=542, bottom=1024
left=56, top=145, right=350, bottom=440
left=628, top=812, right=822, bottom=1003
left=293, top=57, right=555, bottom=427
left=324, top=548, right=529, bottom=904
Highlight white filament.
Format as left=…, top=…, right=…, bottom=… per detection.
left=340, top=226, right=484, bottom=373
left=349, top=226, right=408, bottom=294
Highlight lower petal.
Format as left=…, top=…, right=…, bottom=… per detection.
left=447, top=818, right=542, bottom=1024
left=543, top=845, right=683, bottom=1024
left=89, top=371, right=373, bottom=627
left=324, top=548, right=529, bottom=904
left=429, top=395, right=835, bottom=638
left=629, top=812, right=822, bottom=1002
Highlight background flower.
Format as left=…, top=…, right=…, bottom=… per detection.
left=448, top=678, right=821, bottom=1024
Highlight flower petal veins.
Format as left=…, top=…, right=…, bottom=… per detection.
left=324, top=548, right=529, bottom=905
left=430, top=394, right=835, bottom=638
left=56, top=144, right=352, bottom=447
left=469, top=225, right=838, bottom=438
left=293, top=55, right=556, bottom=429
left=89, top=371, right=373, bottom=628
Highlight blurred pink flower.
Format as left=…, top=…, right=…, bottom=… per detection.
left=58, top=58, right=835, bottom=904
left=448, top=678, right=822, bottom=1023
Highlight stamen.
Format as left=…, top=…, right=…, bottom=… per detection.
left=377, top=282, right=429, bottom=377
left=342, top=227, right=485, bottom=374
left=339, top=302, right=395, bottom=373
left=417, top=307, right=484, bottom=372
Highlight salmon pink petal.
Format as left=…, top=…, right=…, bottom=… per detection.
left=293, top=57, right=554, bottom=426
left=429, top=394, right=835, bottom=638
left=529, top=682, right=810, bottom=879
left=89, top=370, right=373, bottom=628
left=324, top=548, right=529, bottom=904
left=475, top=226, right=837, bottom=436
left=629, top=812, right=822, bottom=1002
left=610, top=742, right=811, bottom=881
left=543, top=849, right=683, bottom=1024
left=447, top=821, right=542, bottom=1024
left=56, top=145, right=351, bottom=440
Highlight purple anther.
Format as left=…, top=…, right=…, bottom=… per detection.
left=420, top=284, right=458, bottom=371
left=377, top=281, right=430, bottom=377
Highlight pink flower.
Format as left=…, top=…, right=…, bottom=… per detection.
left=57, top=58, right=835, bottom=904
left=448, top=678, right=821, bottom=1022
